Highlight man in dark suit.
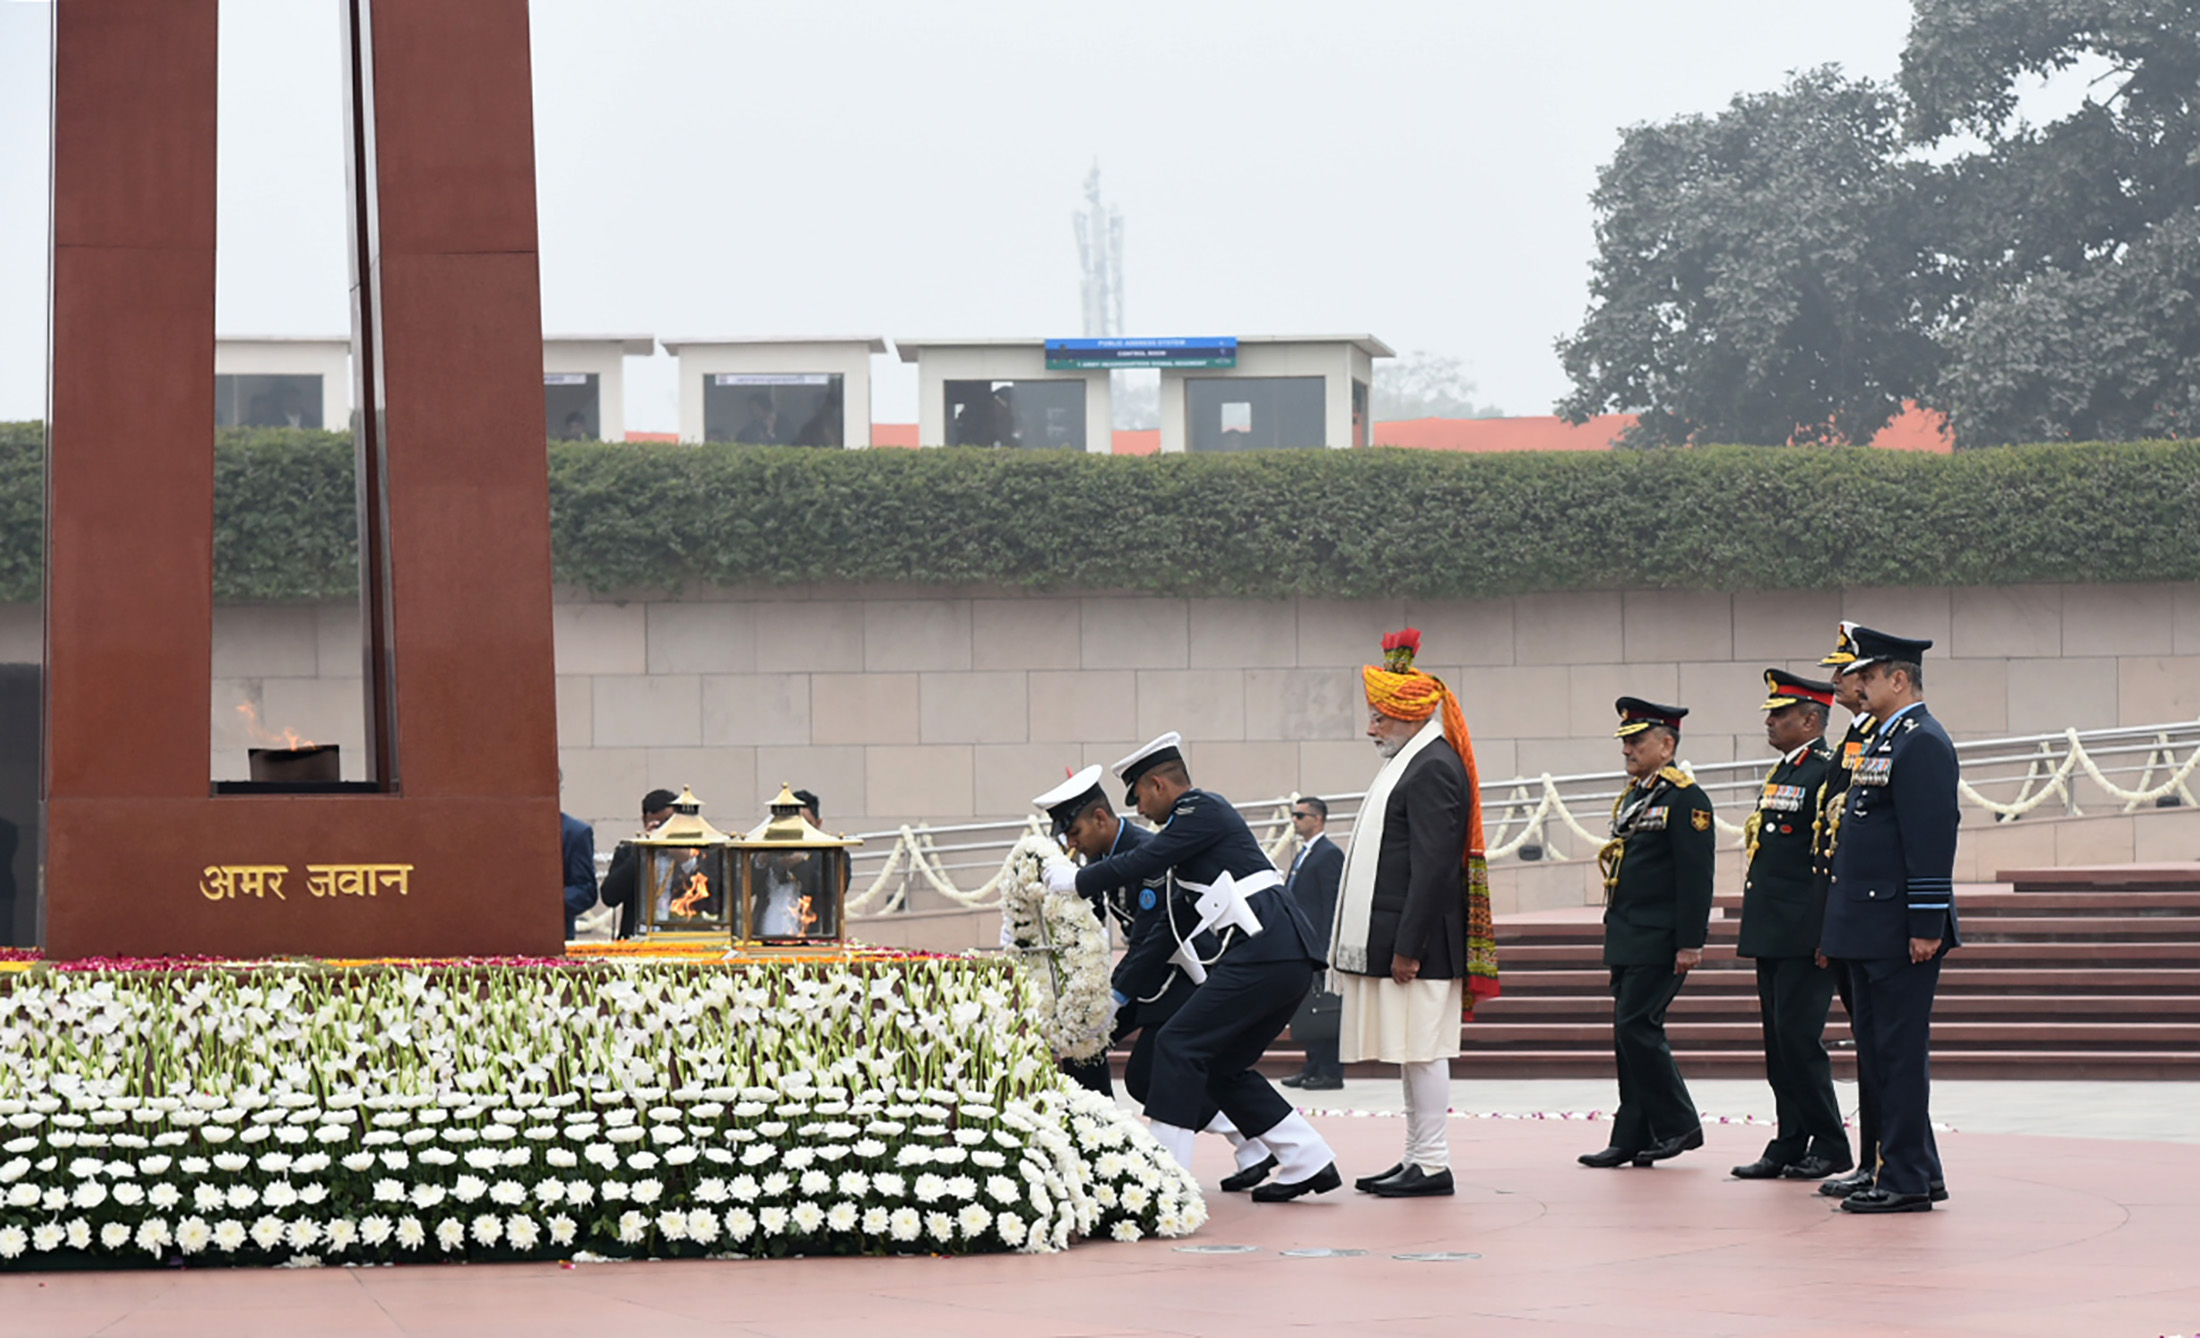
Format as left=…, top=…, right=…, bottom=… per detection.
left=1823, top=627, right=1961, bottom=1214
left=560, top=810, right=596, bottom=941
left=1281, top=796, right=1346, bottom=1091
left=597, top=788, right=680, bottom=939
left=1581, top=698, right=1715, bottom=1170
left=1053, top=732, right=1341, bottom=1201
left=1731, top=670, right=1852, bottom=1182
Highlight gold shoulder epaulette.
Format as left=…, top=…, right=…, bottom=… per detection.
left=1657, top=764, right=1692, bottom=787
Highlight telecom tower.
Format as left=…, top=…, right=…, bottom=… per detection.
left=1073, top=162, right=1123, bottom=338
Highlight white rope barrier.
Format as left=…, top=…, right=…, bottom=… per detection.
left=842, top=721, right=2200, bottom=914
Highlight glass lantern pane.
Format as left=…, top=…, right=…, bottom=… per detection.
left=649, top=846, right=727, bottom=928
left=747, top=849, right=827, bottom=939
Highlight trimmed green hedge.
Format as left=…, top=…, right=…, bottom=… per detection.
left=2, top=424, right=2197, bottom=601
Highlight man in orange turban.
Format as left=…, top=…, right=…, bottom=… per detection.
left=1328, top=629, right=1500, bottom=1198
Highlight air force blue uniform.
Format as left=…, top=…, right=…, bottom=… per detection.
left=1823, top=700, right=1961, bottom=1199
left=1075, top=787, right=1324, bottom=1139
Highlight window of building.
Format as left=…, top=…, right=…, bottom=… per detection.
left=545, top=372, right=599, bottom=440
left=943, top=380, right=1085, bottom=449
left=1186, top=376, right=1325, bottom=451
left=215, top=373, right=323, bottom=430
left=705, top=373, right=845, bottom=446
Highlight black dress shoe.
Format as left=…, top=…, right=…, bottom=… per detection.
left=1840, top=1187, right=1933, bottom=1213
left=1818, top=1168, right=1875, bottom=1198
left=1279, top=1073, right=1309, bottom=1089
left=1218, top=1155, right=1276, bottom=1192
left=1578, top=1146, right=1640, bottom=1169
left=1930, top=1180, right=1948, bottom=1203
left=1781, top=1153, right=1854, bottom=1181
left=1250, top=1162, right=1342, bottom=1202
left=1369, top=1165, right=1454, bottom=1198
left=1355, top=1162, right=1405, bottom=1192
left=1298, top=1073, right=1345, bottom=1091
left=1631, top=1126, right=1705, bottom=1166
left=1730, top=1157, right=1787, bottom=1179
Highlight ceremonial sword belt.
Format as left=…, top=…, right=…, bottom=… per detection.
left=1162, top=867, right=1282, bottom=986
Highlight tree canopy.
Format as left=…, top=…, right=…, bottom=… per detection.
left=1560, top=0, right=2200, bottom=448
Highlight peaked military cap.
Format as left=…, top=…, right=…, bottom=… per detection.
left=1113, top=732, right=1185, bottom=804
left=1818, top=620, right=1862, bottom=670
left=1031, top=765, right=1109, bottom=838
left=1843, top=625, right=1934, bottom=672
left=1613, top=697, right=1688, bottom=738
left=1762, top=669, right=1836, bottom=711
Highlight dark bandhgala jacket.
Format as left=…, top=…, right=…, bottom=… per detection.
left=1822, top=704, right=1963, bottom=963
left=1738, top=739, right=1837, bottom=960
left=1342, top=735, right=1470, bottom=979
left=1602, top=766, right=1716, bottom=967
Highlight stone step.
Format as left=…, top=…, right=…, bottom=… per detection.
left=1473, top=993, right=2200, bottom=1020
left=1449, top=1020, right=2200, bottom=1051
left=1710, top=890, right=2200, bottom=915
left=1501, top=915, right=2200, bottom=945
left=1495, top=941, right=2200, bottom=967
left=1492, top=967, right=2200, bottom=995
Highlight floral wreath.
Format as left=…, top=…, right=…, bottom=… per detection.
left=999, top=833, right=1116, bottom=1063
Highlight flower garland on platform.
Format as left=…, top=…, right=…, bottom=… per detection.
left=996, top=834, right=1115, bottom=1064
left=0, top=958, right=1203, bottom=1268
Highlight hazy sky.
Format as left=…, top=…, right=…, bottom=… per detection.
left=3, top=1, right=1949, bottom=429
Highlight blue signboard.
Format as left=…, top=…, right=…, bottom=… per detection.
left=1044, top=336, right=1237, bottom=370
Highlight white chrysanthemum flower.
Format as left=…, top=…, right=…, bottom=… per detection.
left=626, top=1150, right=660, bottom=1171
left=71, top=1181, right=107, bottom=1209
left=758, top=1206, right=789, bottom=1236
left=284, top=1218, right=320, bottom=1251
left=394, top=1217, right=426, bottom=1251
left=914, top=1173, right=947, bottom=1203
left=861, top=1206, right=890, bottom=1236
left=64, top=1218, right=91, bottom=1250
left=739, top=1144, right=774, bottom=1168
left=722, top=1207, right=755, bottom=1242
left=435, top=1218, right=465, bottom=1251
left=0, top=1225, right=24, bottom=1259
left=895, top=1145, right=930, bottom=1167
left=4, top=1184, right=36, bottom=1208
left=371, top=1178, right=405, bottom=1203
left=821, top=1201, right=855, bottom=1233
left=871, top=1172, right=906, bottom=1198
left=249, top=1216, right=285, bottom=1250
left=615, top=1210, right=647, bottom=1245
left=760, top=1171, right=791, bottom=1197
left=178, top=1156, right=211, bottom=1175
left=531, top=1178, right=566, bottom=1205
left=600, top=1180, right=628, bottom=1202
left=41, top=1188, right=66, bottom=1212
left=213, top=1219, right=249, bottom=1252
left=654, top=1209, right=687, bottom=1241
left=462, top=1148, right=500, bottom=1171
left=1093, top=1184, right=1118, bottom=1209
left=682, top=1208, right=718, bottom=1244
left=257, top=1152, right=295, bottom=1175
left=547, top=1214, right=577, bottom=1247
left=1121, top=1184, right=1150, bottom=1212
left=945, top=1175, right=976, bottom=1201
left=146, top=1180, right=182, bottom=1211
left=798, top=1169, right=831, bottom=1196
left=1110, top=1220, right=1142, bottom=1243
left=924, top=1211, right=955, bottom=1243
left=417, top=1149, right=458, bottom=1167
left=359, top=1215, right=393, bottom=1247
left=489, top=1180, right=525, bottom=1206
left=410, top=1184, right=445, bottom=1210
left=452, top=1175, right=488, bottom=1204
left=692, top=1177, right=728, bottom=1204
left=175, top=1217, right=213, bottom=1254
left=469, top=1214, right=501, bottom=1246
left=985, top=1174, right=1021, bottom=1205
left=263, top=1181, right=299, bottom=1210
left=27, top=1222, right=63, bottom=1253
left=970, top=1150, right=1006, bottom=1170
left=506, top=1215, right=540, bottom=1251
left=789, top=1201, right=825, bottom=1233
left=564, top=1179, right=595, bottom=1206
left=379, top=1150, right=410, bottom=1171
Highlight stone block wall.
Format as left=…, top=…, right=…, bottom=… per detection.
left=2, top=582, right=2196, bottom=883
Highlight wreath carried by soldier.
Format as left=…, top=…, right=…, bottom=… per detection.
left=999, top=832, right=1115, bottom=1062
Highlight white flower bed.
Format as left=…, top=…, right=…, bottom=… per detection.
left=0, top=958, right=1204, bottom=1267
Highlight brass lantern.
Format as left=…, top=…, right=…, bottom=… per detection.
left=632, top=787, right=736, bottom=935
left=732, top=784, right=861, bottom=944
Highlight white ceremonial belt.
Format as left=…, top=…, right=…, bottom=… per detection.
left=1166, top=868, right=1279, bottom=984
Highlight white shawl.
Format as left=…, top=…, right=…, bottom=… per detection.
left=1327, top=716, right=1443, bottom=976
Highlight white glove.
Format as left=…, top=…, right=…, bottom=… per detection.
left=1042, top=860, right=1079, bottom=896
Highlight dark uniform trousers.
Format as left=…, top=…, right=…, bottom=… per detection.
left=1754, top=956, right=1844, bottom=1161
left=1144, top=952, right=1311, bottom=1140
left=1845, top=953, right=1944, bottom=1195
left=1827, top=946, right=1881, bottom=1168
left=1608, top=965, right=1696, bottom=1151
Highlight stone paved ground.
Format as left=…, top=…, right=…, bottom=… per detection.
left=4, top=1090, right=2198, bottom=1338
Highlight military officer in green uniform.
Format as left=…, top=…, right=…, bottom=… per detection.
left=1580, top=698, right=1716, bottom=1170
left=1731, top=670, right=1853, bottom=1182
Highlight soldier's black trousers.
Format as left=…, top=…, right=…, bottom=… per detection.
left=1831, top=956, right=1880, bottom=1167
left=1144, top=954, right=1311, bottom=1139
left=1753, top=956, right=1847, bottom=1163
left=1608, top=964, right=1698, bottom=1151
left=1058, top=1053, right=1112, bottom=1096
left=1845, top=954, right=1945, bottom=1196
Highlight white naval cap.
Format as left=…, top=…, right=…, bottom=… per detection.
left=1031, top=764, right=1109, bottom=837
left=1112, top=731, right=1185, bottom=803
